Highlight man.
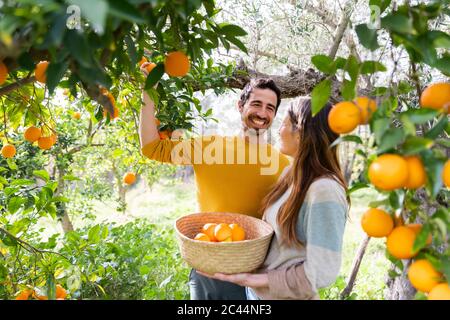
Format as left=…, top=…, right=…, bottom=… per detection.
left=139, top=69, right=290, bottom=300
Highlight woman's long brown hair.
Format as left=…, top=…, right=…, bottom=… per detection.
left=260, top=98, right=348, bottom=248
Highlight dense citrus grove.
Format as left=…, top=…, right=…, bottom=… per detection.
left=355, top=82, right=449, bottom=300
left=194, top=223, right=246, bottom=242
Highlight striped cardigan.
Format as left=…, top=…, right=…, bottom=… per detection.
left=249, top=177, right=348, bottom=300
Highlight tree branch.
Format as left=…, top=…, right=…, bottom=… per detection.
left=0, top=227, right=70, bottom=262
left=328, top=4, right=351, bottom=60
left=0, top=76, right=36, bottom=97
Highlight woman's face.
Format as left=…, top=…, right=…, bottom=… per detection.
left=278, top=115, right=299, bottom=157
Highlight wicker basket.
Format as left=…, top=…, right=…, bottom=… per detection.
left=174, top=212, right=274, bottom=274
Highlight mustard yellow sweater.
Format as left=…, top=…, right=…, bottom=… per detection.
left=141, top=135, right=290, bottom=218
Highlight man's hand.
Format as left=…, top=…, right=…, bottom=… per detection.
left=197, top=271, right=269, bottom=288
left=140, top=62, right=158, bottom=90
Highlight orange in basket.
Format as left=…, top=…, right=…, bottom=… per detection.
left=174, top=212, right=274, bottom=274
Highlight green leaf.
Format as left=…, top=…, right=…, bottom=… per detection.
left=402, top=108, right=439, bottom=124
left=369, top=0, right=392, bottom=13
left=330, top=134, right=363, bottom=148
left=372, top=118, right=390, bottom=145
left=397, top=80, right=414, bottom=94
left=0, top=229, right=18, bottom=247
left=34, top=170, right=50, bottom=183
left=436, top=138, right=450, bottom=148
left=47, top=61, right=69, bottom=95
left=345, top=55, right=360, bottom=81
left=100, top=225, right=109, bottom=239
left=377, top=128, right=405, bottom=153
left=389, top=189, right=404, bottom=210
left=77, top=65, right=112, bottom=88
left=402, top=136, right=434, bottom=155
left=139, top=265, right=150, bottom=275
left=355, top=24, right=379, bottom=51
left=421, top=150, right=445, bottom=198
left=50, top=196, right=70, bottom=203
left=68, top=0, right=108, bottom=34
left=145, top=63, right=165, bottom=90
left=311, top=79, right=331, bottom=116
left=108, top=0, right=146, bottom=24
left=226, top=36, right=248, bottom=54
left=124, top=35, right=138, bottom=66
left=412, top=223, right=432, bottom=253
left=18, top=52, right=36, bottom=71
left=4, top=187, right=19, bottom=197
left=63, top=174, right=81, bottom=181
left=347, top=182, right=370, bottom=194
left=341, top=79, right=357, bottom=101
left=46, top=273, right=56, bottom=300
left=334, top=57, right=347, bottom=70
left=433, top=56, right=450, bottom=76
left=88, top=224, right=101, bottom=243
left=8, top=197, right=26, bottom=214
left=371, top=87, right=388, bottom=96
left=7, top=159, right=17, bottom=171
left=400, top=114, right=416, bottom=136
left=427, top=31, right=450, bottom=49
left=425, top=116, right=448, bottom=139
left=381, top=13, right=414, bottom=34
left=203, top=0, right=216, bottom=17
left=43, top=12, right=67, bottom=47
left=65, top=30, right=92, bottom=68
left=218, top=23, right=248, bottom=37
left=10, top=179, right=34, bottom=186
left=360, top=61, right=387, bottom=74
left=441, top=257, right=450, bottom=284
left=432, top=218, right=448, bottom=241
left=311, top=55, right=335, bottom=74
left=45, top=203, right=57, bottom=219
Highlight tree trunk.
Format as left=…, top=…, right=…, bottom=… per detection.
left=385, top=260, right=416, bottom=300
left=111, top=161, right=127, bottom=212
left=56, top=165, right=74, bottom=233
left=340, top=235, right=371, bottom=299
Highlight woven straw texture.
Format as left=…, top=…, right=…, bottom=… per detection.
left=175, top=212, right=274, bottom=274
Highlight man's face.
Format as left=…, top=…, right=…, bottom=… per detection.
left=238, top=88, right=278, bottom=132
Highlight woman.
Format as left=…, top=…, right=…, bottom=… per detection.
left=199, top=98, right=349, bottom=300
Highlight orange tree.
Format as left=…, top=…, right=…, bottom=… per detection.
left=310, top=1, right=449, bottom=299
left=0, top=0, right=246, bottom=299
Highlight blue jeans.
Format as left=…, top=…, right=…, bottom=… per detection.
left=188, top=269, right=247, bottom=300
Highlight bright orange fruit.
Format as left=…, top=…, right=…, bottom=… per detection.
left=214, top=223, right=232, bottom=242
left=24, top=126, right=42, bottom=143
left=230, top=223, right=246, bottom=241
left=194, top=233, right=211, bottom=242
left=164, top=51, right=190, bottom=77
left=201, top=223, right=218, bottom=242
left=35, top=61, right=49, bottom=84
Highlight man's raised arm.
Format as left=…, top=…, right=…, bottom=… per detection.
left=139, top=62, right=159, bottom=148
